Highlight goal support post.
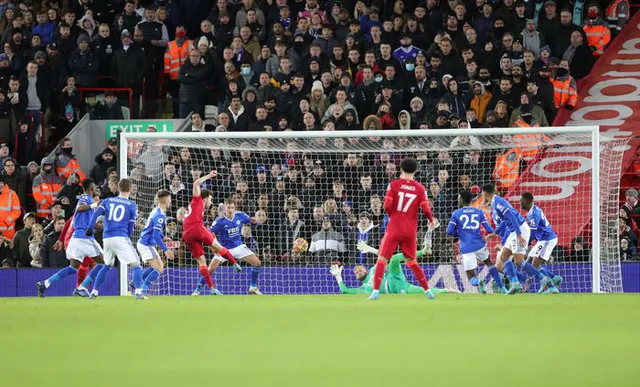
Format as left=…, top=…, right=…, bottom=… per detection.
left=117, top=126, right=624, bottom=295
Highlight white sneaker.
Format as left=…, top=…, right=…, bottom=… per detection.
left=191, top=289, right=201, bottom=296
left=248, top=287, right=263, bottom=295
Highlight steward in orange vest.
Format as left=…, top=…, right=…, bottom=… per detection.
left=550, top=66, right=578, bottom=110
left=583, top=5, right=611, bottom=57
left=55, top=139, right=85, bottom=183
left=605, top=0, right=629, bottom=33
left=493, top=148, right=523, bottom=192
left=0, top=175, right=21, bottom=240
left=32, top=158, right=62, bottom=219
left=164, top=35, right=193, bottom=81
left=511, top=110, right=550, bottom=161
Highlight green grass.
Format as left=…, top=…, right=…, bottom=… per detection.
left=1, top=294, right=639, bottom=387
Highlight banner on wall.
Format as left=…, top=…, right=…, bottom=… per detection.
left=506, top=14, right=640, bottom=246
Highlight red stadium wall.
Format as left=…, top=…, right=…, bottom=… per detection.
left=506, top=13, right=640, bottom=247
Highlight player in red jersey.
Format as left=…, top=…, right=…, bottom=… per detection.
left=182, top=171, right=241, bottom=293
left=368, top=157, right=438, bottom=300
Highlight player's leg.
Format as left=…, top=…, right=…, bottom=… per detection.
left=89, top=243, right=117, bottom=298
left=137, top=242, right=164, bottom=295
left=37, top=259, right=81, bottom=297
left=193, top=258, right=222, bottom=295
left=75, top=257, right=94, bottom=288
left=482, top=257, right=507, bottom=294
left=401, top=237, right=435, bottom=299
left=76, top=240, right=106, bottom=296
left=461, top=252, right=481, bottom=292
left=110, top=237, right=145, bottom=298
left=184, top=228, right=217, bottom=290
left=529, top=239, right=560, bottom=294
left=499, top=238, right=521, bottom=294
left=209, top=237, right=242, bottom=270
left=243, top=254, right=263, bottom=294
left=367, top=234, right=395, bottom=300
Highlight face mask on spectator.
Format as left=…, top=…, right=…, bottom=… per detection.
left=405, top=63, right=415, bottom=72
left=588, top=10, right=597, bottom=19
left=375, top=76, right=383, bottom=82
left=176, top=31, right=187, bottom=39
left=556, top=68, right=568, bottom=77
left=241, top=67, right=250, bottom=76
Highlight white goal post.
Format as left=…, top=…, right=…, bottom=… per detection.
left=117, top=126, right=627, bottom=295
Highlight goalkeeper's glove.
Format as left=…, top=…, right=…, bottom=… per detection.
left=330, top=264, right=343, bottom=283
left=85, top=228, right=93, bottom=237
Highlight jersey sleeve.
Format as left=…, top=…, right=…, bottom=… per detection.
left=383, top=182, right=395, bottom=215
left=88, top=200, right=106, bottom=230
left=338, top=282, right=370, bottom=294
left=446, top=213, right=458, bottom=236
left=240, top=212, right=251, bottom=225
left=153, top=214, right=168, bottom=251
left=77, top=194, right=90, bottom=206
left=418, top=184, right=434, bottom=221
left=480, top=212, right=495, bottom=234
left=210, top=219, right=220, bottom=233
left=128, top=203, right=137, bottom=237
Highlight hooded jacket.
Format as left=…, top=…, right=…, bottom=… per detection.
left=90, top=147, right=116, bottom=184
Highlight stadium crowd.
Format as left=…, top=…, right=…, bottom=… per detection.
left=0, top=0, right=636, bottom=268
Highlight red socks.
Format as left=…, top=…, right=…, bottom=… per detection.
left=407, top=260, right=430, bottom=291
left=372, top=260, right=387, bottom=291
left=76, top=257, right=95, bottom=287
left=199, top=265, right=214, bottom=288
left=219, top=247, right=238, bottom=265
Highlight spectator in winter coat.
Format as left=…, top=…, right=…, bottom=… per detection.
left=90, top=147, right=116, bottom=185
left=40, top=215, right=67, bottom=268
left=67, top=34, right=99, bottom=87
left=1, top=157, right=25, bottom=205
left=111, top=29, right=148, bottom=115
left=469, top=81, right=492, bottom=124
left=177, top=49, right=209, bottom=118
left=12, top=211, right=35, bottom=267
left=13, top=118, right=38, bottom=166
left=0, top=89, right=15, bottom=144
left=563, top=30, right=595, bottom=80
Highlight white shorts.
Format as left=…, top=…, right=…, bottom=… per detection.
left=103, top=236, right=140, bottom=267
left=213, top=244, right=254, bottom=263
left=461, top=246, right=490, bottom=271
left=504, top=222, right=531, bottom=255
left=137, top=241, right=160, bottom=263
left=528, top=238, right=558, bottom=262
left=66, top=237, right=103, bottom=262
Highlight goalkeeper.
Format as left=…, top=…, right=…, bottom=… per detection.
left=330, top=242, right=458, bottom=295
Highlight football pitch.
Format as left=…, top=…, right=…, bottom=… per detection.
left=2, top=294, right=639, bottom=387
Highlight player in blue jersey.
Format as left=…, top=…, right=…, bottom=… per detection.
left=83, top=178, right=143, bottom=299
left=447, top=191, right=507, bottom=294
left=135, top=189, right=175, bottom=296
left=483, top=184, right=553, bottom=294
left=193, top=197, right=262, bottom=295
left=37, top=179, right=104, bottom=297
left=520, top=193, right=562, bottom=294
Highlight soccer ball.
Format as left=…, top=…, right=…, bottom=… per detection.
left=293, top=238, right=309, bottom=252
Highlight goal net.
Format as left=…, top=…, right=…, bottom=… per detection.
left=118, top=128, right=627, bottom=295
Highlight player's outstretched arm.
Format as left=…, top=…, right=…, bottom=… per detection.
left=446, top=217, right=458, bottom=237
left=76, top=196, right=98, bottom=213
left=330, top=264, right=367, bottom=294
left=192, top=170, right=217, bottom=197
left=85, top=203, right=106, bottom=236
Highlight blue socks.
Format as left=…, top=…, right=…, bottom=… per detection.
left=488, top=266, right=505, bottom=289
left=540, top=267, right=556, bottom=278
left=517, top=271, right=528, bottom=284
left=503, top=260, right=519, bottom=283
left=521, top=261, right=544, bottom=280
left=132, top=266, right=143, bottom=289
left=81, top=264, right=103, bottom=289
left=46, top=266, right=77, bottom=287
left=250, top=267, right=261, bottom=288
left=142, top=266, right=154, bottom=281
left=93, top=265, right=111, bottom=292
left=142, top=269, right=161, bottom=292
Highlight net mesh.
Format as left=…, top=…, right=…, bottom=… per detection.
left=121, top=130, right=627, bottom=295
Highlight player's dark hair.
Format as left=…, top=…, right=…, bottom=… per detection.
left=521, top=192, right=534, bottom=203
left=481, top=183, right=496, bottom=194
left=400, top=157, right=418, bottom=174
left=82, top=178, right=94, bottom=191
left=156, top=189, right=171, bottom=200
left=118, top=178, right=132, bottom=192
left=201, top=189, right=211, bottom=200
left=459, top=190, right=472, bottom=205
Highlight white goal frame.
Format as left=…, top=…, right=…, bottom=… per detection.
left=118, top=126, right=606, bottom=295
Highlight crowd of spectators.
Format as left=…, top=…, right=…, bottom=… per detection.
left=0, top=0, right=635, bottom=268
